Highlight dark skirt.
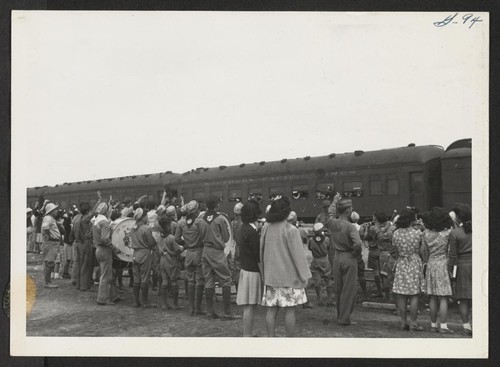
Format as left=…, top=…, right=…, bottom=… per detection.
left=455, top=256, right=472, bottom=299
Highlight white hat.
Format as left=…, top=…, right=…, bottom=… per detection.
left=156, top=205, right=166, bottom=215
left=44, top=203, right=59, bottom=216
left=350, top=211, right=360, bottom=223
left=233, top=202, right=244, bottom=215
left=26, top=207, right=32, bottom=213
left=287, top=211, right=297, bottom=222
left=165, top=205, right=176, bottom=217
left=313, top=222, right=324, bottom=232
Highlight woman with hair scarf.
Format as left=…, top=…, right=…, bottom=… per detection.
left=260, top=195, right=311, bottom=337
left=448, top=204, right=473, bottom=335
left=422, top=207, right=455, bottom=333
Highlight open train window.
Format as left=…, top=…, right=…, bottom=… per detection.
left=229, top=188, right=242, bottom=202
left=193, top=191, right=205, bottom=202
left=343, top=181, right=363, bottom=198
left=292, top=184, right=309, bottom=200
left=248, top=187, right=263, bottom=202
left=210, top=188, right=224, bottom=202
left=268, top=186, right=284, bottom=200
left=370, top=180, right=382, bottom=195
left=387, top=179, right=399, bottom=195
left=315, top=183, right=335, bottom=200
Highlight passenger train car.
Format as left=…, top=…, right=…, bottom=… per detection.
left=27, top=139, right=471, bottom=222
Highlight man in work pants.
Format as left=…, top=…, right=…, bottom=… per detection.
left=131, top=208, right=158, bottom=308
left=41, top=203, right=62, bottom=288
left=200, top=194, right=241, bottom=320
left=175, top=200, right=206, bottom=315
left=326, top=198, right=363, bottom=325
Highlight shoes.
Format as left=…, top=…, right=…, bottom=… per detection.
left=410, top=324, right=424, bottom=332
left=401, top=323, right=410, bottom=331
left=96, top=301, right=115, bottom=306
left=463, top=328, right=472, bottom=336
left=62, top=274, right=71, bottom=279
left=112, top=297, right=124, bottom=303
left=439, top=327, right=455, bottom=334
left=222, top=313, right=242, bottom=320
left=207, top=312, right=220, bottom=319
left=44, top=283, right=59, bottom=288
left=430, top=326, right=439, bottom=333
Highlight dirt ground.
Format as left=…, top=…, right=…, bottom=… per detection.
left=26, top=253, right=470, bottom=338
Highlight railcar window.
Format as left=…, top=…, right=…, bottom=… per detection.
left=193, top=191, right=205, bottom=202
left=315, top=183, right=335, bottom=200
left=210, top=190, right=223, bottom=202
left=269, top=186, right=284, bottom=200
left=229, top=189, right=242, bottom=202
left=370, top=180, right=382, bottom=195
left=292, top=184, right=309, bottom=200
left=387, top=179, right=399, bottom=195
left=343, top=181, right=363, bottom=198
left=248, top=189, right=263, bottom=202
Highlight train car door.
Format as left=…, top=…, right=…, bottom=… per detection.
left=409, top=172, right=424, bottom=209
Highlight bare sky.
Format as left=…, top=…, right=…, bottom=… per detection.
left=13, top=12, right=487, bottom=187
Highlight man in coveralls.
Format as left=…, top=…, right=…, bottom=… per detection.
left=200, top=194, right=241, bottom=320
left=175, top=200, right=206, bottom=315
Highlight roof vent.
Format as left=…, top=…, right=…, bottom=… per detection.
left=328, top=153, right=336, bottom=158
left=239, top=163, right=246, bottom=168
left=408, top=143, right=416, bottom=147
left=259, top=161, right=265, bottom=165
left=204, top=168, right=209, bottom=171
left=131, top=176, right=136, bottom=179
left=354, top=150, right=364, bottom=156
left=119, top=177, right=124, bottom=180
left=77, top=182, right=81, bottom=185
left=107, top=178, right=113, bottom=181
left=144, top=174, right=151, bottom=178
left=219, top=165, right=227, bottom=170
left=304, top=156, right=311, bottom=161
left=196, top=167, right=204, bottom=171
left=68, top=183, right=72, bottom=185
left=86, top=180, right=92, bottom=183
left=165, top=171, right=172, bottom=174
left=281, top=158, right=287, bottom=163
left=55, top=184, right=59, bottom=187
left=97, top=179, right=102, bottom=182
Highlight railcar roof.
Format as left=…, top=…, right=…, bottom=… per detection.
left=442, top=147, right=471, bottom=159
left=174, top=145, right=444, bottom=183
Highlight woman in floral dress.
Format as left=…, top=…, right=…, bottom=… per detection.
left=260, top=195, right=312, bottom=337
left=422, top=207, right=455, bottom=334
left=392, top=208, right=425, bottom=331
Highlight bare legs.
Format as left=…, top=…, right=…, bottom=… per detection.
left=243, top=304, right=256, bottom=337
left=458, top=299, right=470, bottom=323
left=265, top=306, right=297, bottom=337
left=429, top=295, right=448, bottom=324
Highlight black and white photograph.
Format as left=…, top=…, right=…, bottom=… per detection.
left=10, top=11, right=488, bottom=358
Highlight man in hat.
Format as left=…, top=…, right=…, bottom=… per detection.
left=199, top=194, right=241, bottom=320
left=41, top=203, right=62, bottom=288
left=325, top=198, right=362, bottom=325
left=26, top=208, right=35, bottom=253
left=130, top=207, right=158, bottom=308
left=92, top=202, right=122, bottom=305
left=351, top=211, right=368, bottom=300
left=230, top=202, right=244, bottom=293
left=71, top=201, right=96, bottom=291
left=308, top=222, right=334, bottom=307
left=175, top=200, right=206, bottom=315
left=315, top=200, right=331, bottom=226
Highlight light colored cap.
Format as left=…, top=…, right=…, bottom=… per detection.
left=133, top=207, right=144, bottom=221
left=165, top=205, right=176, bottom=217
left=287, top=211, right=297, bottom=222
left=313, top=222, right=324, bottom=232
left=156, top=205, right=166, bottom=215
left=265, top=204, right=271, bottom=213
left=44, top=203, right=59, bottom=216
left=96, top=202, right=108, bottom=216
left=233, top=202, right=244, bottom=215
left=26, top=208, right=32, bottom=213
left=350, top=211, right=360, bottom=223
left=186, top=200, right=199, bottom=215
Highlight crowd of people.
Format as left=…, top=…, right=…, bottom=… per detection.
left=26, top=190, right=473, bottom=337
